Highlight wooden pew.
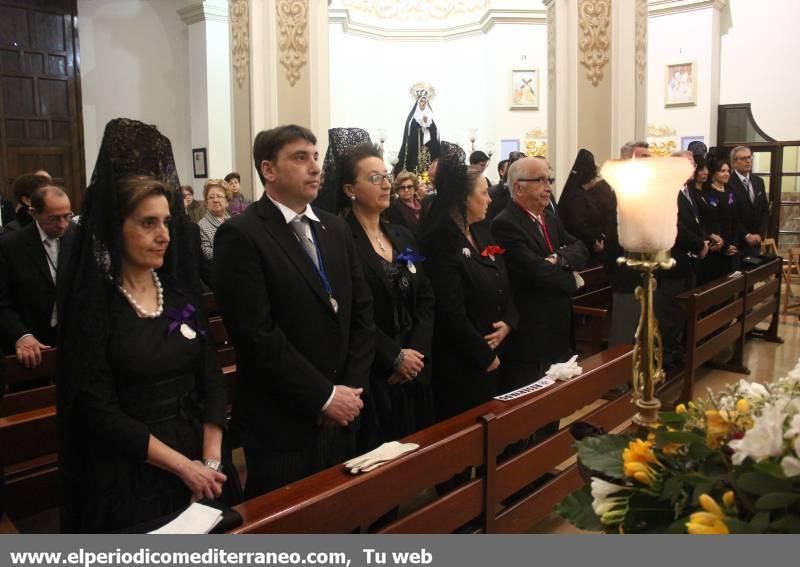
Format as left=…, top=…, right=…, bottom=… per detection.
left=573, top=265, right=612, bottom=356
left=742, top=257, right=783, bottom=343
left=1, top=349, right=58, bottom=417
left=230, top=345, right=634, bottom=534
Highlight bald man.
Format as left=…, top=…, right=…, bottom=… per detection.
left=491, top=157, right=588, bottom=390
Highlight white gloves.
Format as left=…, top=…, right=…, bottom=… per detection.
left=344, top=441, right=420, bottom=474
left=573, top=271, right=585, bottom=289
left=545, top=354, right=583, bottom=382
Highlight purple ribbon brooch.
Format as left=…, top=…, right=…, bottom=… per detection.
left=167, top=304, right=205, bottom=340
left=397, top=248, right=425, bottom=274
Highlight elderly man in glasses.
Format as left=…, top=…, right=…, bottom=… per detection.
left=491, top=156, right=588, bottom=399
left=0, top=184, right=75, bottom=367
left=728, top=146, right=769, bottom=257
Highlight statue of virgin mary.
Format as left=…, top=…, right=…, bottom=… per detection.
left=394, top=87, right=441, bottom=176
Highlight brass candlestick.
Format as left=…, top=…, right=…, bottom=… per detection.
left=618, top=250, right=675, bottom=427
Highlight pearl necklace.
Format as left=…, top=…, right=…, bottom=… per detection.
left=118, top=270, right=164, bottom=319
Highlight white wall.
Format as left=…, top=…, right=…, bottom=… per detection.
left=646, top=7, right=715, bottom=149
left=719, top=0, right=800, bottom=141
left=328, top=22, right=547, bottom=177
left=78, top=0, right=192, bottom=188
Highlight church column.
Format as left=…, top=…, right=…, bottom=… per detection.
left=247, top=0, right=331, bottom=199
left=178, top=0, right=234, bottom=197
left=545, top=0, right=647, bottom=192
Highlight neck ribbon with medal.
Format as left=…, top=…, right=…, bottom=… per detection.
left=308, top=222, right=339, bottom=313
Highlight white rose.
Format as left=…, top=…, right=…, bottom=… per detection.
left=781, top=455, right=800, bottom=477
left=729, top=404, right=786, bottom=465
left=785, top=415, right=800, bottom=440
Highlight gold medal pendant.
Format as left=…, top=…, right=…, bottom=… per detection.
left=330, top=296, right=339, bottom=313
left=180, top=323, right=197, bottom=340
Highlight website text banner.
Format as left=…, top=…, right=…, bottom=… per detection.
left=0, top=535, right=781, bottom=567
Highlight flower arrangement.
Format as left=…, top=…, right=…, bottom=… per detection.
left=557, top=359, right=800, bottom=534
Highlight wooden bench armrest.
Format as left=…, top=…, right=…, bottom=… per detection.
left=573, top=305, right=608, bottom=318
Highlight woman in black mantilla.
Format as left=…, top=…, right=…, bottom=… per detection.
left=418, top=157, right=518, bottom=420
left=57, top=118, right=240, bottom=533
left=558, top=149, right=606, bottom=266
left=393, top=94, right=441, bottom=177
left=337, top=143, right=435, bottom=448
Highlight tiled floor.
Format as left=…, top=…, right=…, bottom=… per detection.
left=531, top=312, right=800, bottom=534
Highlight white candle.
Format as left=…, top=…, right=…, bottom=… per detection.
left=600, top=157, right=694, bottom=253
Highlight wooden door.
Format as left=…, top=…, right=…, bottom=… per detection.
left=0, top=0, right=85, bottom=210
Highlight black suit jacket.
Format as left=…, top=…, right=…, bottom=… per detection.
left=669, top=188, right=706, bottom=279
left=346, top=214, right=434, bottom=385
left=728, top=172, right=769, bottom=248
left=491, top=202, right=588, bottom=363
left=0, top=221, right=74, bottom=352
left=213, top=195, right=375, bottom=451
left=423, top=220, right=518, bottom=384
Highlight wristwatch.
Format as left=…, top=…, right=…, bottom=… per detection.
left=202, top=458, right=222, bottom=472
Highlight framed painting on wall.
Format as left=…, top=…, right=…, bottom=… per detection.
left=510, top=69, right=539, bottom=110
left=192, top=148, right=208, bottom=179
left=665, top=62, right=697, bottom=107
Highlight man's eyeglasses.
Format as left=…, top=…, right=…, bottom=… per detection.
left=518, top=176, right=555, bottom=186
left=735, top=155, right=753, bottom=161
left=367, top=173, right=392, bottom=186
left=43, top=212, right=74, bottom=223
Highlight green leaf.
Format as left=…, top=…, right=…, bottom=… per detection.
left=691, top=482, right=713, bottom=503
left=755, top=493, right=800, bottom=510
left=749, top=511, right=771, bottom=532
left=725, top=517, right=759, bottom=534
left=661, top=475, right=684, bottom=501
left=769, top=514, right=800, bottom=533
left=665, top=516, right=690, bottom=534
left=658, top=412, right=689, bottom=427
left=753, top=460, right=788, bottom=479
left=622, top=492, right=675, bottom=534
left=556, top=488, right=604, bottom=531
left=575, top=435, right=633, bottom=479
left=736, top=471, right=793, bottom=495
left=656, top=430, right=705, bottom=446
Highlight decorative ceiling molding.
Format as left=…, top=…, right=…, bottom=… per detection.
left=578, top=0, right=610, bottom=87
left=277, top=0, right=309, bottom=87
left=340, top=0, right=489, bottom=21
left=229, top=0, right=249, bottom=89
left=178, top=1, right=229, bottom=25
left=635, top=0, right=647, bottom=85
left=647, top=0, right=728, bottom=17
left=328, top=8, right=546, bottom=41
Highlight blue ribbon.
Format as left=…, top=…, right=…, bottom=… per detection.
left=166, top=304, right=206, bottom=336
left=397, top=248, right=425, bottom=264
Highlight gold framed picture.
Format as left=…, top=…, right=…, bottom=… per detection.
left=664, top=62, right=697, bottom=107
left=510, top=69, right=539, bottom=110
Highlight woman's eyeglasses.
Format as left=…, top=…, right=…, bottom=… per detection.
left=366, top=173, right=393, bottom=186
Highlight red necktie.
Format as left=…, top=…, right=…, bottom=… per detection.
left=538, top=216, right=554, bottom=254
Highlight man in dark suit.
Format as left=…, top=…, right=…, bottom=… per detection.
left=0, top=185, right=74, bottom=366
left=491, top=156, right=588, bottom=387
left=728, top=145, right=769, bottom=257
left=214, top=125, right=375, bottom=497
left=1, top=173, right=51, bottom=235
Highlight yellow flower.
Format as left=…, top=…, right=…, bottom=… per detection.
left=736, top=399, right=751, bottom=414
left=687, top=494, right=730, bottom=534
left=699, top=494, right=724, bottom=517
left=723, top=491, right=736, bottom=509
left=704, top=409, right=732, bottom=448
left=687, top=513, right=729, bottom=534
left=623, top=439, right=660, bottom=465
left=676, top=403, right=687, bottom=414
